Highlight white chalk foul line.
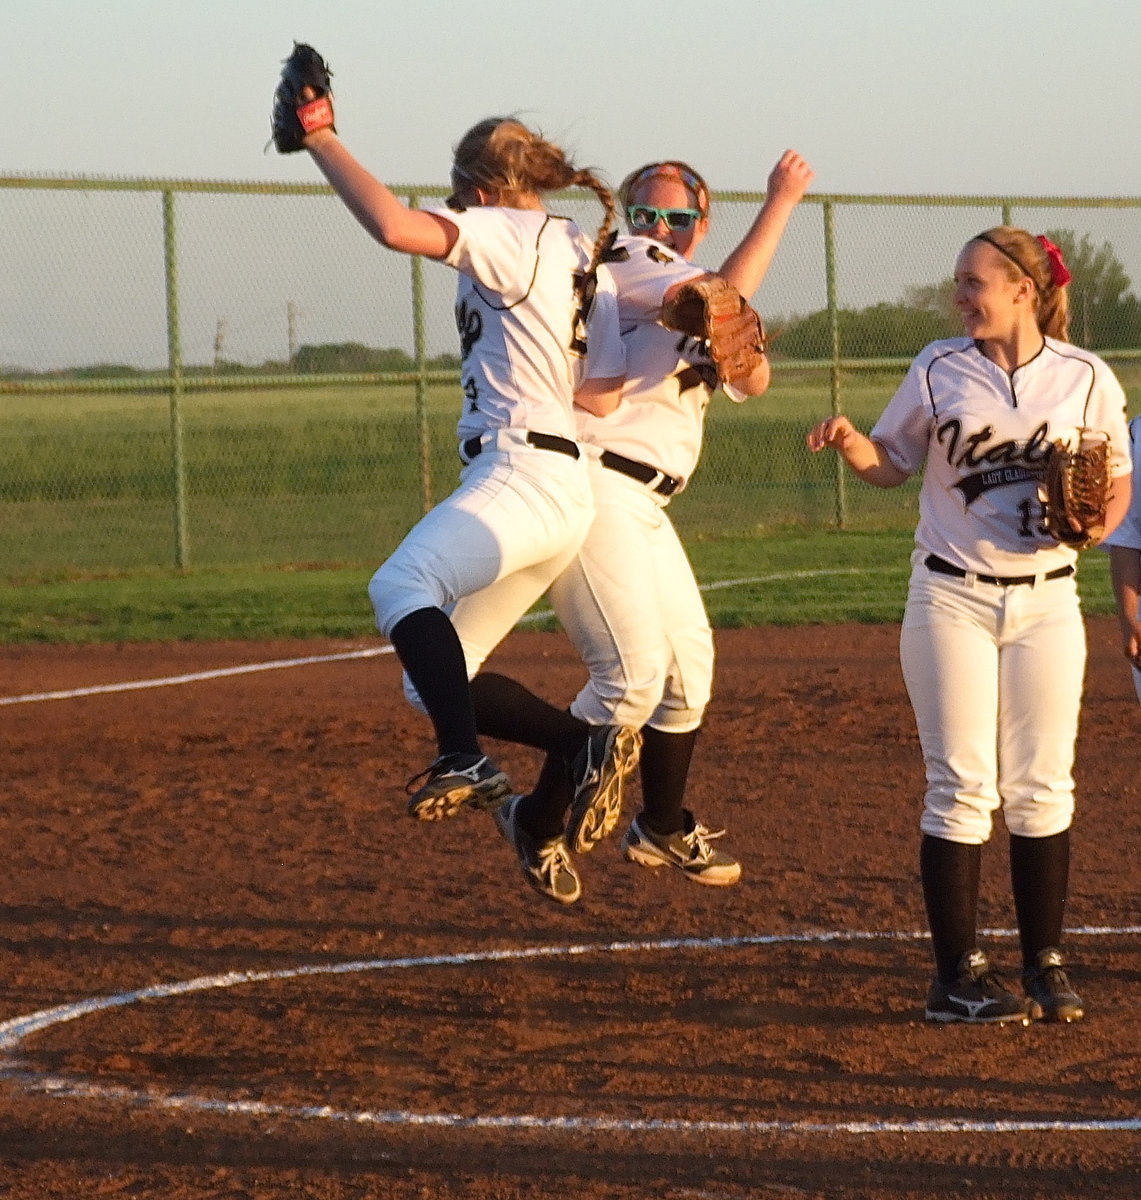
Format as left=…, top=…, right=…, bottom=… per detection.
left=1, top=925, right=1138, bottom=1138
left=0, top=928, right=937, bottom=1050
left=0, top=568, right=888, bottom=707
left=0, top=645, right=393, bottom=707
left=5, top=1075, right=1138, bottom=1138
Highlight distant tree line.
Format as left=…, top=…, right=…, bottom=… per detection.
left=770, top=229, right=1141, bottom=359
left=1, top=343, right=462, bottom=380
left=7, top=230, right=1141, bottom=378
left=290, top=343, right=461, bottom=374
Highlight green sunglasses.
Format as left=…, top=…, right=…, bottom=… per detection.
left=626, top=204, right=703, bottom=232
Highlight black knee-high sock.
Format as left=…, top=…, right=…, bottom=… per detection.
left=467, top=673, right=585, bottom=840
left=469, top=672, right=587, bottom=756
left=388, top=607, right=480, bottom=758
left=640, top=726, right=700, bottom=836
left=1010, top=830, right=1070, bottom=969
left=515, top=751, right=574, bottom=840
left=920, top=834, right=982, bottom=984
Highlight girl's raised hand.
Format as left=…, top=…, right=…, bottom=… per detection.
left=807, top=415, right=857, bottom=453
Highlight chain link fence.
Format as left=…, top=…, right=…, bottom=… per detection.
left=3, top=175, right=1140, bottom=577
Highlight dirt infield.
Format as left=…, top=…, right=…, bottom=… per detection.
left=1, top=620, right=1138, bottom=1199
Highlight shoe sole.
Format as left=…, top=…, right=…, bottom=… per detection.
left=924, top=1008, right=1030, bottom=1025
left=623, top=841, right=742, bottom=886
left=1026, top=999, right=1084, bottom=1023
left=407, top=773, right=511, bottom=821
left=520, top=862, right=581, bottom=905
left=566, top=727, right=641, bottom=854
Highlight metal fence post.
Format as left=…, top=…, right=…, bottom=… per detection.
left=822, top=198, right=847, bottom=528
left=408, top=194, right=432, bottom=515
left=7, top=176, right=1141, bottom=580
left=162, top=189, right=189, bottom=569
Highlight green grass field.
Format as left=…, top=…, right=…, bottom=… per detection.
left=0, top=530, right=1120, bottom=645
left=0, top=370, right=1130, bottom=643
left=0, top=371, right=922, bottom=577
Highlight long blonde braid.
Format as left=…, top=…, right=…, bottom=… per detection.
left=451, top=117, right=615, bottom=286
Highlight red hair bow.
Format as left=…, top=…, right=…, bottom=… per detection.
left=1037, top=236, right=1073, bottom=288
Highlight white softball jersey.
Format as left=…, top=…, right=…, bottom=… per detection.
left=431, top=205, right=622, bottom=444
left=371, top=204, right=617, bottom=643
left=577, top=234, right=743, bottom=488
left=873, top=337, right=1132, bottom=577
left=547, top=235, right=739, bottom=731
left=883, top=338, right=1132, bottom=843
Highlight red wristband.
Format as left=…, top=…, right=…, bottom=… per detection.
left=297, top=96, right=334, bottom=134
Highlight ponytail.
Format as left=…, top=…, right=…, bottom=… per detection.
left=572, top=168, right=617, bottom=282
left=451, top=116, right=615, bottom=293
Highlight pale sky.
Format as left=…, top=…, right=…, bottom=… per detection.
left=6, top=0, right=1141, bottom=371
left=8, top=0, right=1141, bottom=196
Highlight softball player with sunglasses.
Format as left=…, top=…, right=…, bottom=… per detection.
left=808, top=227, right=1132, bottom=1023
left=472, top=152, right=813, bottom=903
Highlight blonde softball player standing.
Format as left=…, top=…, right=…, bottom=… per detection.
left=1103, top=415, right=1141, bottom=704
left=471, top=153, right=812, bottom=903
left=809, top=228, right=1132, bottom=1023
left=275, top=51, right=627, bottom=821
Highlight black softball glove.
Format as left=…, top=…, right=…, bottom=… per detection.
left=271, top=42, right=335, bottom=153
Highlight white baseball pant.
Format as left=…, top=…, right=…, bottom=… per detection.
left=899, top=549, right=1086, bottom=845
left=368, top=429, right=594, bottom=701
left=547, top=458, right=713, bottom=733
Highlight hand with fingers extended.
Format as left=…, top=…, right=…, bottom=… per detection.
left=807, top=415, right=861, bottom=455
left=807, top=416, right=910, bottom=488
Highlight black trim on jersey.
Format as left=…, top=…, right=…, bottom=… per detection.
left=1040, top=341, right=1098, bottom=427
left=925, top=340, right=1066, bottom=414
left=923, top=343, right=975, bottom=416
left=469, top=215, right=558, bottom=312
left=991, top=337, right=1049, bottom=371
left=971, top=337, right=1049, bottom=407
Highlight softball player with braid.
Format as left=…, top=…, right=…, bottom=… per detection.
left=277, top=56, right=627, bottom=821
left=472, top=152, right=812, bottom=902
left=808, top=227, right=1132, bottom=1023
left=1103, top=415, right=1141, bottom=704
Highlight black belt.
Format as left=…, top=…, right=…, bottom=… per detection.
left=599, top=450, right=681, bottom=496
left=462, top=431, right=580, bottom=461
left=924, top=553, right=1074, bottom=587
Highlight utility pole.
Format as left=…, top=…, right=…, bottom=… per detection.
left=287, top=301, right=299, bottom=370
left=213, top=318, right=227, bottom=372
